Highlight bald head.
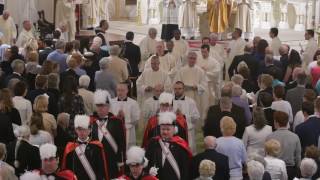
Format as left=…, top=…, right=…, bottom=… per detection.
left=153, top=84, right=164, bottom=97
left=265, top=46, right=273, bottom=55
left=279, top=44, right=289, bottom=56
left=204, top=136, right=217, bottom=149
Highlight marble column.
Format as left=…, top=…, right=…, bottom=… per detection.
left=259, top=1, right=272, bottom=29
left=293, top=2, right=306, bottom=31
left=278, top=2, right=289, bottom=29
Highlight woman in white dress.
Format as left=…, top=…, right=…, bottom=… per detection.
left=264, top=139, right=287, bottom=180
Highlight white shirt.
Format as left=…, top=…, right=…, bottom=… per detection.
left=12, top=96, right=32, bottom=126
left=139, top=36, right=157, bottom=71
left=142, top=96, right=160, bottom=121
left=270, top=37, right=282, bottom=56
left=173, top=96, right=200, bottom=129
left=293, top=110, right=304, bottom=131
left=228, top=38, right=246, bottom=62
left=16, top=29, right=35, bottom=48
left=271, top=100, right=293, bottom=125
left=302, top=38, right=318, bottom=66
left=264, top=156, right=288, bottom=180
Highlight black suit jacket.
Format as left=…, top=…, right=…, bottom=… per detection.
left=203, top=104, right=246, bottom=138
left=228, top=53, right=259, bottom=80
left=121, top=41, right=141, bottom=77
left=190, top=149, right=230, bottom=180
left=0, top=113, right=15, bottom=144
left=295, top=116, right=320, bottom=153
left=39, top=47, right=53, bottom=65
left=6, top=140, right=41, bottom=176
left=4, top=73, right=25, bottom=87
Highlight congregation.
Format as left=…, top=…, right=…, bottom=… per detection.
left=0, top=6, right=320, bottom=180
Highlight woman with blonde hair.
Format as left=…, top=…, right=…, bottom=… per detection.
left=29, top=112, right=53, bottom=146
left=33, top=95, right=57, bottom=137
left=216, top=116, right=247, bottom=180
left=195, top=160, right=216, bottom=180
left=264, top=139, right=287, bottom=180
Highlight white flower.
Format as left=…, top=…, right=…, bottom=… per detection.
left=149, top=166, right=159, bottom=177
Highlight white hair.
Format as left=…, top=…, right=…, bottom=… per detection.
left=99, top=57, right=109, bottom=70
left=247, top=160, right=265, bottom=180
left=109, top=45, right=120, bottom=56
left=204, top=136, right=217, bottom=149
left=300, top=158, right=318, bottom=178
left=232, top=85, right=243, bottom=97
left=79, top=75, right=91, bottom=88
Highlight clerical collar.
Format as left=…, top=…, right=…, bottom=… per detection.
left=117, top=97, right=128, bottom=101
left=77, top=137, right=90, bottom=144
left=153, top=96, right=159, bottom=100
left=174, top=96, right=185, bottom=100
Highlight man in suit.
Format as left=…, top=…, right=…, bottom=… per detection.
left=39, top=38, right=53, bottom=65
left=190, top=136, right=230, bottom=180
left=228, top=44, right=259, bottom=80
left=203, top=96, right=246, bottom=139
left=286, top=72, right=306, bottom=117
left=295, top=97, right=320, bottom=153
left=94, top=58, right=117, bottom=97
left=4, top=59, right=25, bottom=87
left=120, top=31, right=141, bottom=97
left=260, top=54, right=283, bottom=81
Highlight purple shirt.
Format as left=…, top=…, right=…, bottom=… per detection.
left=232, top=96, right=252, bottom=125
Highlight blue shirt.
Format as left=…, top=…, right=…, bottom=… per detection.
left=47, top=50, right=68, bottom=73
left=216, top=136, right=247, bottom=178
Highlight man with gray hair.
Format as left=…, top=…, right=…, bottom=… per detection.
left=94, top=58, right=117, bottom=97
left=247, top=160, right=265, bottom=180
left=190, top=136, right=230, bottom=180
left=209, top=33, right=226, bottom=68
left=231, top=84, right=252, bottom=124
left=4, top=59, right=25, bottom=87
left=204, top=96, right=246, bottom=138
left=105, top=45, right=129, bottom=83
left=47, top=40, right=68, bottom=73
left=299, top=158, right=318, bottom=179
left=139, top=27, right=157, bottom=72
left=78, top=75, right=95, bottom=115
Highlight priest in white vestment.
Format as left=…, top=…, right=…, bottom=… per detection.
left=16, top=20, right=35, bottom=48
left=208, top=33, right=226, bottom=73
left=136, top=55, right=172, bottom=106
left=269, top=27, right=282, bottom=56
left=172, top=29, right=189, bottom=65
left=227, top=28, right=246, bottom=79
left=97, top=0, right=110, bottom=22
left=234, top=0, right=253, bottom=40
left=82, top=0, right=98, bottom=28
left=144, top=41, right=176, bottom=79
left=161, top=0, right=181, bottom=40
left=173, top=81, right=200, bottom=153
left=139, top=28, right=158, bottom=72
left=302, top=30, right=319, bottom=72
left=17, top=0, right=38, bottom=30
left=179, top=0, right=198, bottom=39
left=142, top=84, right=163, bottom=123
left=55, top=0, right=76, bottom=41
left=0, top=11, right=17, bottom=45
left=197, top=44, right=222, bottom=105
left=110, top=83, right=140, bottom=149
left=174, top=51, right=209, bottom=121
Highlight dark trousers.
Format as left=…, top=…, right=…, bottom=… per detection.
left=286, top=166, right=297, bottom=180
left=0, top=4, right=3, bottom=15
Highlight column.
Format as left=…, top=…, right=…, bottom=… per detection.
left=260, top=1, right=272, bottom=29
left=278, top=2, right=289, bottom=29
left=293, top=2, right=306, bottom=31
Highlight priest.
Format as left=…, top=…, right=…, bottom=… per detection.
left=174, top=51, right=209, bottom=120
left=179, top=0, right=198, bottom=39
left=142, top=92, right=188, bottom=148
left=172, top=29, right=189, bottom=65
left=16, top=20, right=35, bottom=48
left=208, top=0, right=229, bottom=35
left=302, top=29, right=318, bottom=72
left=55, top=0, right=76, bottom=41
left=161, top=0, right=182, bottom=40
left=172, top=81, right=200, bottom=153
left=61, top=115, right=109, bottom=180
left=90, top=89, right=126, bottom=179
left=110, top=83, right=140, bottom=149
left=139, top=28, right=158, bottom=72
left=145, top=111, right=192, bottom=180
left=142, top=84, right=164, bottom=125
left=0, top=11, right=17, bottom=45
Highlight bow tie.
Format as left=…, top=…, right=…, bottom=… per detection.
left=117, top=98, right=127, bottom=101
left=77, top=141, right=88, bottom=145
left=174, top=96, right=185, bottom=100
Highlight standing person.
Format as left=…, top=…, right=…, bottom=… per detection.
left=142, top=84, right=164, bottom=126
left=16, top=20, right=35, bottom=48
left=105, top=45, right=129, bottom=84
left=90, top=89, right=126, bottom=179
left=61, top=115, right=109, bottom=180
left=0, top=11, right=17, bottom=45
left=47, top=40, right=68, bottom=73
left=269, top=28, right=282, bottom=56
left=82, top=0, right=98, bottom=29
left=12, top=81, right=32, bottom=126
left=172, top=81, right=200, bottom=153
left=161, top=0, right=181, bottom=41
left=145, top=111, right=192, bottom=180
left=234, top=0, right=253, bottom=40
left=55, top=0, right=76, bottom=41
left=171, top=29, right=188, bottom=64
left=139, top=28, right=157, bottom=72
left=117, top=146, right=158, bottom=180
left=179, top=0, right=198, bottom=39
left=1, top=88, right=22, bottom=128
left=110, top=83, right=140, bottom=149
left=301, top=29, right=318, bottom=71
left=78, top=75, right=95, bottom=115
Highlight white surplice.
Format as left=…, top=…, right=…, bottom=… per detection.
left=174, top=65, right=209, bottom=121
left=144, top=53, right=177, bottom=79
left=110, top=97, right=140, bottom=149
left=142, top=96, right=160, bottom=122
left=172, top=38, right=189, bottom=64
left=270, top=36, right=282, bottom=56
left=0, top=16, right=17, bottom=45
left=173, top=96, right=200, bottom=153
left=16, top=29, right=35, bottom=48
left=139, top=36, right=157, bottom=72
left=302, top=38, right=318, bottom=72
left=55, top=0, right=76, bottom=41
left=179, top=0, right=198, bottom=38
left=82, top=0, right=98, bottom=28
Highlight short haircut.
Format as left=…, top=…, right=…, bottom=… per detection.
left=174, top=81, right=185, bottom=87
left=274, top=111, right=289, bottom=127
left=35, top=75, right=48, bottom=89
left=47, top=73, right=59, bottom=89
left=306, top=29, right=315, bottom=37
left=247, top=160, right=265, bottom=180
left=231, top=85, right=242, bottom=97
left=109, top=45, right=120, bottom=56
left=79, top=75, right=91, bottom=88
left=304, top=89, right=317, bottom=102
left=99, top=57, right=109, bottom=69
left=296, top=72, right=307, bottom=85
left=13, top=81, right=27, bottom=96
left=198, top=160, right=216, bottom=178
left=273, top=85, right=285, bottom=99
left=126, top=31, right=134, bottom=41
left=11, top=59, right=24, bottom=72
left=219, top=96, right=232, bottom=110
left=99, top=20, right=108, bottom=28
left=305, top=145, right=320, bottom=159
left=260, top=74, right=273, bottom=88
left=55, top=40, right=65, bottom=50
left=265, top=139, right=281, bottom=157
left=270, top=27, right=279, bottom=36
left=221, top=85, right=232, bottom=97
left=259, top=92, right=273, bottom=107
left=302, top=101, right=314, bottom=116
left=252, top=107, right=267, bottom=130
left=300, top=158, right=317, bottom=178
left=257, top=39, right=269, bottom=54
left=201, top=44, right=210, bottom=52
left=235, top=28, right=242, bottom=37
left=231, top=74, right=244, bottom=85
left=220, top=116, right=236, bottom=136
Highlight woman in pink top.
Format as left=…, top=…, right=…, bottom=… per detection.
left=310, top=60, right=320, bottom=87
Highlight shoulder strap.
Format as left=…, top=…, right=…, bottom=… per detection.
left=75, top=145, right=96, bottom=180
left=96, top=121, right=118, bottom=153
left=159, top=139, right=181, bottom=179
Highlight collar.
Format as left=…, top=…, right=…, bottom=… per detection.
left=263, top=107, right=272, bottom=110
left=307, top=114, right=318, bottom=119
left=77, top=137, right=90, bottom=144
left=277, top=127, right=289, bottom=130
left=117, top=97, right=128, bottom=101
left=153, top=96, right=159, bottom=100
left=174, top=96, right=185, bottom=100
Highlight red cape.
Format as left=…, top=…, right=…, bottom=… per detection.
left=154, top=136, right=193, bottom=158
left=61, top=140, right=109, bottom=180
left=142, top=114, right=188, bottom=148
left=118, top=175, right=158, bottom=180
left=56, top=170, right=78, bottom=180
